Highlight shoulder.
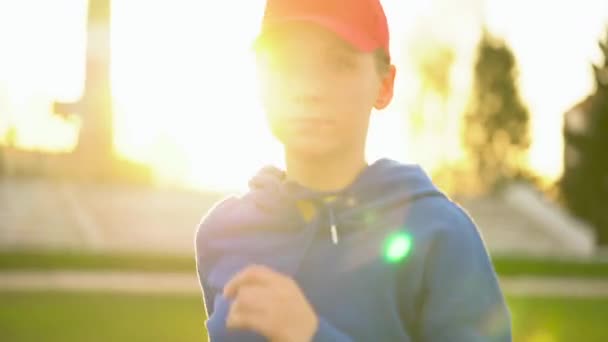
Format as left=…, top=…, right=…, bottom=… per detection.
left=200, top=196, right=240, bottom=222
left=195, top=196, right=240, bottom=247
left=428, top=199, right=493, bottom=270
left=410, top=195, right=484, bottom=252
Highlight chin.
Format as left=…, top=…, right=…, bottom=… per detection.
left=283, top=136, right=341, bottom=160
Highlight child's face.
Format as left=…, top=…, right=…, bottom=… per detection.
left=256, top=23, right=394, bottom=159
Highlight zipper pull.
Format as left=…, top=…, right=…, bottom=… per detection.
left=330, top=224, right=339, bottom=245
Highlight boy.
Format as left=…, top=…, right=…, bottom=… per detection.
left=195, top=0, right=511, bottom=341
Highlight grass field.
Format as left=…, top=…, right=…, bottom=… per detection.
left=0, top=291, right=206, bottom=342
left=1, top=250, right=607, bottom=341
left=0, top=291, right=607, bottom=342
left=2, top=250, right=608, bottom=278
left=508, top=296, right=608, bottom=341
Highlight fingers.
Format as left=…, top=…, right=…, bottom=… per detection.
left=223, top=266, right=314, bottom=341
left=226, top=285, right=276, bottom=336
left=226, top=308, right=276, bottom=338
left=226, top=307, right=267, bottom=331
left=223, top=264, right=286, bottom=299
left=229, top=284, right=272, bottom=315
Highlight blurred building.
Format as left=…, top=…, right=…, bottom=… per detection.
left=54, top=0, right=113, bottom=161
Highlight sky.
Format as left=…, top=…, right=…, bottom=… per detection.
left=0, top=0, right=607, bottom=192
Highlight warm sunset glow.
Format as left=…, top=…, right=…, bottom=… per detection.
left=1, top=0, right=606, bottom=191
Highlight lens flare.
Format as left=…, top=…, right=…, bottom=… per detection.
left=384, top=232, right=413, bottom=263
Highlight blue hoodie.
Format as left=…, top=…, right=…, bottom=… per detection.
left=195, top=159, right=511, bottom=341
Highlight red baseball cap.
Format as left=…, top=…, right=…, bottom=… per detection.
left=257, top=0, right=390, bottom=59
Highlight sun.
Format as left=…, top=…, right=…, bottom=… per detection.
left=110, top=0, right=278, bottom=191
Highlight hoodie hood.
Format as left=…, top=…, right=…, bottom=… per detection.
left=246, top=158, right=441, bottom=225
left=196, top=158, right=442, bottom=260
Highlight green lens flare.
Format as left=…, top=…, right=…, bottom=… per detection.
left=384, top=232, right=413, bottom=263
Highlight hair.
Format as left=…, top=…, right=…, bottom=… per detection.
left=374, top=49, right=391, bottom=77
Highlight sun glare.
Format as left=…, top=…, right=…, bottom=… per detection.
left=1, top=0, right=606, bottom=191
left=111, top=0, right=275, bottom=191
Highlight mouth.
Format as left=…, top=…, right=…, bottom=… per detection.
left=290, top=117, right=335, bottom=125
left=289, top=117, right=335, bottom=131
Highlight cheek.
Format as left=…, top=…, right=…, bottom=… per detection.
left=333, top=71, right=380, bottom=104
left=331, top=82, right=378, bottom=123
left=261, top=93, right=288, bottom=141
left=259, top=81, right=283, bottom=127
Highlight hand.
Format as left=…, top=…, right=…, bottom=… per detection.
left=223, top=265, right=319, bottom=342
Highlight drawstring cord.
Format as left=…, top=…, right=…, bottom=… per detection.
left=328, top=205, right=339, bottom=245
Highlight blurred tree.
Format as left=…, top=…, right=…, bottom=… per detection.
left=411, top=42, right=456, bottom=131
left=561, top=28, right=608, bottom=244
left=0, top=126, right=17, bottom=177
left=409, top=37, right=456, bottom=169
left=5, top=126, right=18, bottom=147
left=462, top=30, right=531, bottom=193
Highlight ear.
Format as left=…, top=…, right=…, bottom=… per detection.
left=374, top=65, right=396, bottom=110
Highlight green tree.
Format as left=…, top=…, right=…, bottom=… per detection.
left=411, top=42, right=456, bottom=132
left=408, top=37, right=457, bottom=170
left=561, top=27, right=608, bottom=244
left=462, top=30, right=531, bottom=193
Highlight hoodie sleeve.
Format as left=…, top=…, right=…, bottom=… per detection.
left=313, top=317, right=353, bottom=342
left=194, top=197, right=239, bottom=318
left=416, top=208, right=512, bottom=342
left=196, top=261, right=215, bottom=317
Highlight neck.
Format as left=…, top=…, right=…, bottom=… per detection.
left=284, top=147, right=367, bottom=193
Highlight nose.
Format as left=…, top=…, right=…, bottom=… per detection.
left=281, top=71, right=327, bottom=105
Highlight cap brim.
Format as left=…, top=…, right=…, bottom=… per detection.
left=254, top=15, right=378, bottom=53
